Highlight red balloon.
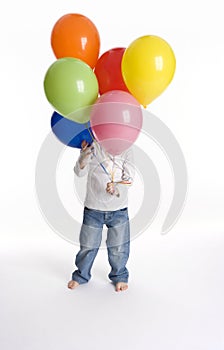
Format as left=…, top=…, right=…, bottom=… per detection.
left=94, top=47, right=129, bottom=94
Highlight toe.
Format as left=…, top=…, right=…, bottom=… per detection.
left=115, top=282, right=128, bottom=292
left=67, top=280, right=79, bottom=289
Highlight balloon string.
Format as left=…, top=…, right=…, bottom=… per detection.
left=84, top=123, right=131, bottom=196
left=85, top=123, right=95, bottom=143
left=92, top=152, right=111, bottom=178
left=86, top=123, right=125, bottom=197
left=84, top=122, right=112, bottom=179
left=85, top=124, right=121, bottom=174
left=85, top=122, right=102, bottom=156
left=84, top=123, right=127, bottom=196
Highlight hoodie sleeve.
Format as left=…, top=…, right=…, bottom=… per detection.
left=73, top=152, right=89, bottom=177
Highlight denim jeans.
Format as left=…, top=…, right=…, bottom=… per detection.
left=72, top=207, right=130, bottom=284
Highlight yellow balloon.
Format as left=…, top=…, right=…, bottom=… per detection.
left=121, top=35, right=176, bottom=107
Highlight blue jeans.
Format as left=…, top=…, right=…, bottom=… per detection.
left=72, top=207, right=130, bottom=284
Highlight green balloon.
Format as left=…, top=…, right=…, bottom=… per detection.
left=67, top=105, right=92, bottom=124
left=44, top=57, right=99, bottom=118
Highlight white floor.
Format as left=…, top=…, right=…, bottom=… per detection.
left=1, top=196, right=224, bottom=350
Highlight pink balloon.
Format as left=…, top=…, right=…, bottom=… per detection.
left=90, top=90, right=143, bottom=155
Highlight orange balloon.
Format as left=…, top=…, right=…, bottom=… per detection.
left=51, top=13, right=100, bottom=69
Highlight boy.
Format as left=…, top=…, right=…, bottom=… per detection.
left=68, top=140, right=134, bottom=292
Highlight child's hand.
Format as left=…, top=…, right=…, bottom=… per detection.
left=106, top=182, right=115, bottom=195
left=81, top=140, right=89, bottom=152
left=79, top=140, right=93, bottom=169
left=106, top=182, right=120, bottom=197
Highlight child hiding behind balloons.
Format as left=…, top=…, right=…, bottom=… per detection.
left=68, top=139, right=134, bottom=292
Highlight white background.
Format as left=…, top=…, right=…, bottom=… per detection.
left=1, top=1, right=224, bottom=349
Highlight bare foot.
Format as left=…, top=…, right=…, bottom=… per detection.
left=115, top=282, right=128, bottom=292
left=67, top=280, right=79, bottom=289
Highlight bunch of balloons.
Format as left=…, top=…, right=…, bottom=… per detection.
left=43, top=13, right=176, bottom=154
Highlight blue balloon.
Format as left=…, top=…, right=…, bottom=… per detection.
left=51, top=112, right=94, bottom=148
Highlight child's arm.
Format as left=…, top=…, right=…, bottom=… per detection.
left=74, top=141, right=93, bottom=177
